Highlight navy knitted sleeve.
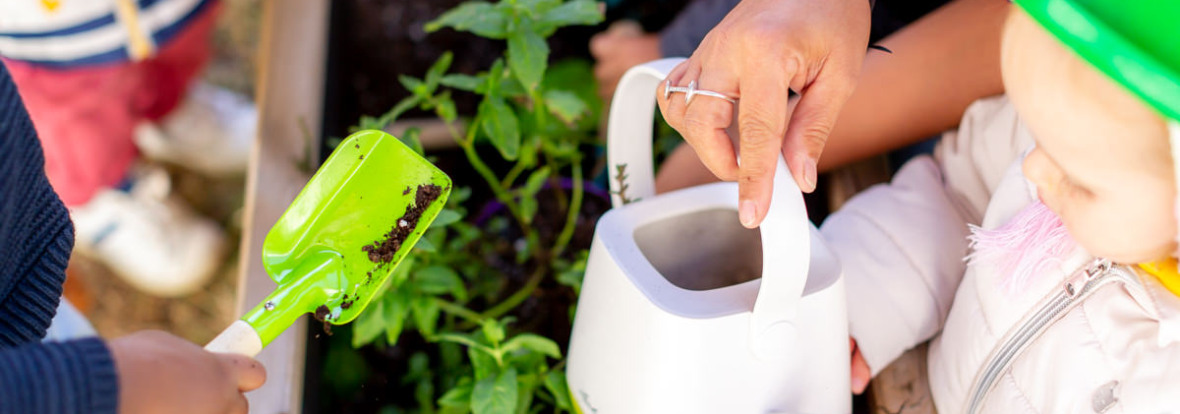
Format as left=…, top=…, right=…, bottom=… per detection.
left=0, top=62, right=119, bottom=413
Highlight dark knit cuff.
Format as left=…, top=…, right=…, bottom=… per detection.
left=0, top=337, right=119, bottom=414
left=0, top=224, right=71, bottom=347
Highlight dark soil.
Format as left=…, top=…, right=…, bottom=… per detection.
left=314, top=304, right=333, bottom=335
left=362, top=184, right=444, bottom=265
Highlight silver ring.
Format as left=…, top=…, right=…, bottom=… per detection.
left=663, top=80, right=737, bottom=104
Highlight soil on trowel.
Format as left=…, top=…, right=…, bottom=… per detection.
left=362, top=184, right=443, bottom=265
left=314, top=304, right=333, bottom=335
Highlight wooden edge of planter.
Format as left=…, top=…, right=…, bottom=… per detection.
left=867, top=343, right=937, bottom=414
left=386, top=118, right=458, bottom=150
left=237, top=1, right=329, bottom=413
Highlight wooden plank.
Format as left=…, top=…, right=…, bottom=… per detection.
left=237, top=1, right=329, bottom=412
left=867, top=344, right=937, bottom=414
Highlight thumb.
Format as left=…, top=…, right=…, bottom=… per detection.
left=782, top=77, right=851, bottom=193
left=216, top=353, right=268, bottom=392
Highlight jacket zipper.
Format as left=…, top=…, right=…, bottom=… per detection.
left=963, top=258, right=1144, bottom=414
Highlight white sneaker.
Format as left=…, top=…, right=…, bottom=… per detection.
left=135, top=81, right=256, bottom=176
left=71, top=165, right=227, bottom=297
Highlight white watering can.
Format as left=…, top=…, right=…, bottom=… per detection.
left=565, top=58, right=850, bottom=414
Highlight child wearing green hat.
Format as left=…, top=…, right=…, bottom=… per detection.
left=823, top=0, right=1180, bottom=412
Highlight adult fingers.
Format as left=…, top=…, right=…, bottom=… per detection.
left=657, top=59, right=692, bottom=133
left=782, top=74, right=854, bottom=194
left=850, top=338, right=871, bottom=395
left=217, top=353, right=268, bottom=392
left=735, top=61, right=793, bottom=228
left=678, top=67, right=740, bottom=182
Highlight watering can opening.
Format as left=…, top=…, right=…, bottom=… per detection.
left=634, top=208, right=763, bottom=291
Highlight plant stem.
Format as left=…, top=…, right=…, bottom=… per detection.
left=462, top=141, right=527, bottom=227
left=501, top=158, right=528, bottom=189
left=480, top=267, right=546, bottom=321
left=435, top=298, right=484, bottom=323
left=552, top=160, right=583, bottom=259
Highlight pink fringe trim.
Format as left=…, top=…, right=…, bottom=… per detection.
left=966, top=202, right=1078, bottom=296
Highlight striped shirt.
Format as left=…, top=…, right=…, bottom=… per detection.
left=0, top=0, right=215, bottom=68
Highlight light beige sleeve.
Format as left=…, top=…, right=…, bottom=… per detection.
left=821, top=95, right=1035, bottom=375
left=934, top=95, right=1036, bottom=225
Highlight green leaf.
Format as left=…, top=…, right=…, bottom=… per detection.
left=416, top=378, right=436, bottom=413
left=435, top=332, right=488, bottom=351
left=507, top=28, right=548, bottom=91
left=516, top=0, right=562, bottom=13
left=485, top=59, right=506, bottom=91
left=441, top=73, right=485, bottom=92
left=406, top=351, right=432, bottom=382
left=538, top=0, right=603, bottom=28
left=325, top=337, right=371, bottom=395
left=469, top=346, right=498, bottom=380
left=430, top=209, right=463, bottom=229
left=543, top=89, right=588, bottom=124
left=415, top=265, right=464, bottom=296
left=415, top=236, right=438, bottom=253
left=543, top=371, right=572, bottom=410
left=481, top=319, right=506, bottom=345
left=400, top=75, right=430, bottom=99
left=400, top=126, right=425, bottom=156
left=497, top=75, right=527, bottom=98
left=556, top=260, right=586, bottom=294
left=427, top=52, right=454, bottom=91
left=425, top=2, right=510, bottom=39
left=522, top=167, right=550, bottom=198
left=520, top=198, right=537, bottom=224
left=438, top=381, right=474, bottom=409
left=384, top=290, right=412, bottom=345
left=355, top=96, right=420, bottom=133
left=478, top=96, right=521, bottom=160
left=438, top=96, right=458, bottom=123
left=411, top=296, right=441, bottom=337
left=472, top=368, right=518, bottom=414
left=501, top=334, right=561, bottom=358
left=351, top=298, right=386, bottom=347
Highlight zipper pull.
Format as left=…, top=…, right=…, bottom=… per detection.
left=1085, top=258, right=1113, bottom=279
left=1066, top=258, right=1112, bottom=298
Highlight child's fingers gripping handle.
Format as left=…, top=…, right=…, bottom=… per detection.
left=205, top=320, right=264, bottom=357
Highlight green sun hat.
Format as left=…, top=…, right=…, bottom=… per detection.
left=1012, top=0, right=1180, bottom=121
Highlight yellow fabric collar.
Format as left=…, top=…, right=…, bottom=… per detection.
left=1139, top=259, right=1180, bottom=298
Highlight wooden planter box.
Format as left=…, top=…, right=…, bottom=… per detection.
left=237, top=1, right=327, bottom=412
left=239, top=2, right=935, bottom=413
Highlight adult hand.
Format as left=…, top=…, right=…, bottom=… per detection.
left=591, top=21, right=662, bottom=102
left=850, top=337, right=871, bottom=394
left=111, top=331, right=267, bottom=414
left=657, top=0, right=872, bottom=228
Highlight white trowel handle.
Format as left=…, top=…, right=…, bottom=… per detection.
left=607, top=58, right=812, bottom=360
left=205, top=320, right=264, bottom=357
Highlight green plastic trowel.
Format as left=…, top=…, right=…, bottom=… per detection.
left=205, top=130, right=451, bottom=357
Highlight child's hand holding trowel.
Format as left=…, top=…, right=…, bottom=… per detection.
left=110, top=331, right=266, bottom=414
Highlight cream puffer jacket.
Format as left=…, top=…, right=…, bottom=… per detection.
left=820, top=96, right=1180, bottom=414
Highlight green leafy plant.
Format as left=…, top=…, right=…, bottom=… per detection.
left=341, top=1, right=604, bottom=413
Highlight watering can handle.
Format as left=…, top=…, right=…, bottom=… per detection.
left=607, top=58, right=812, bottom=360
left=605, top=58, right=682, bottom=205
